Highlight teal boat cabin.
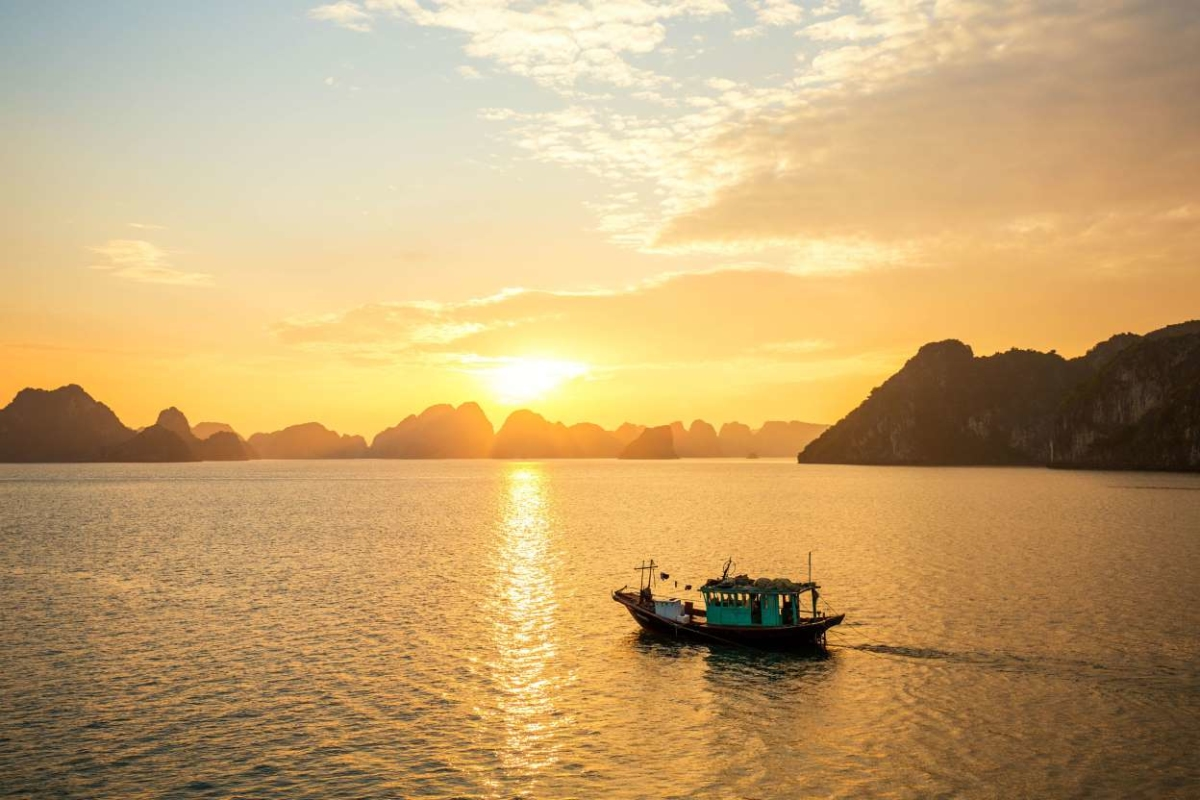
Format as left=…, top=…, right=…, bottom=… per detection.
left=700, top=580, right=820, bottom=627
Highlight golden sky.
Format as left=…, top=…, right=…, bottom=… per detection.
left=2, top=1, right=1197, bottom=437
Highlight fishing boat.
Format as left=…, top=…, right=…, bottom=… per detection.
left=612, top=557, right=844, bottom=649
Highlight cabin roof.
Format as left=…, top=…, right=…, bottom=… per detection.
left=701, top=580, right=817, bottom=595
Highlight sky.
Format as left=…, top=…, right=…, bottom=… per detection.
left=1, top=0, right=1197, bottom=437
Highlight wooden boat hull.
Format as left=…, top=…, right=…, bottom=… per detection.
left=613, top=590, right=844, bottom=649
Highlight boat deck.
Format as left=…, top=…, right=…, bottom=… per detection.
left=612, top=588, right=844, bottom=649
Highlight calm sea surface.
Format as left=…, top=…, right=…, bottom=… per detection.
left=1, top=461, right=1198, bottom=799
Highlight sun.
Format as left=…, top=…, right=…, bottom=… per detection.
left=484, top=358, right=590, bottom=405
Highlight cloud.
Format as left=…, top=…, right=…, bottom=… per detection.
left=751, top=0, right=804, bottom=27
left=656, top=2, right=1200, bottom=251
left=308, top=1, right=374, bottom=32
left=274, top=270, right=831, bottom=363
left=88, top=240, right=213, bottom=287
left=308, top=1, right=1199, bottom=282
left=127, top=222, right=167, bottom=231
left=456, top=65, right=483, bottom=80
left=286, top=305, right=484, bottom=345
left=275, top=250, right=1200, bottom=368
left=311, top=0, right=730, bottom=90
left=261, top=267, right=951, bottom=369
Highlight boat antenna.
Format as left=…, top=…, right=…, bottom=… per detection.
left=722, top=557, right=733, bottom=580
left=808, top=551, right=813, bottom=584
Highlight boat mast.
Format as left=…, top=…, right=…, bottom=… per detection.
left=809, top=551, right=817, bottom=618
left=635, top=559, right=658, bottom=595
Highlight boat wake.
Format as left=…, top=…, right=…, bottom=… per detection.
left=847, top=643, right=961, bottom=662
left=832, top=636, right=1198, bottom=690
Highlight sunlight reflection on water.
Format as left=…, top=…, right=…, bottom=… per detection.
left=484, top=465, right=572, bottom=791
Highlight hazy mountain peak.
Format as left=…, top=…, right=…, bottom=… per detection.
left=370, top=400, right=494, bottom=458
left=619, top=425, right=678, bottom=459
left=156, top=407, right=193, bottom=440
left=0, top=383, right=133, bottom=462
left=417, top=403, right=455, bottom=420
left=191, top=421, right=238, bottom=441
left=249, top=422, right=367, bottom=459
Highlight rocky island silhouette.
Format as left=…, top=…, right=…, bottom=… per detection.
left=3, top=320, right=1195, bottom=471
left=799, top=320, right=1200, bottom=471
left=0, top=387, right=825, bottom=463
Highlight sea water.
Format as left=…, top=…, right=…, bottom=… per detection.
left=1, top=460, right=1197, bottom=798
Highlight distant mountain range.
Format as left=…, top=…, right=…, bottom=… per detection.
left=11, top=320, right=1191, bottom=470
left=0, top=386, right=826, bottom=462
left=800, top=320, right=1200, bottom=471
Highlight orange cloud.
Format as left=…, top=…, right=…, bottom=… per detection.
left=659, top=4, right=1200, bottom=252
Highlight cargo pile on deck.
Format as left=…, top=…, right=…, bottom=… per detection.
left=703, top=575, right=812, bottom=591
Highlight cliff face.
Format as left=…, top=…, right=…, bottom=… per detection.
left=800, top=340, right=1086, bottom=465
left=371, top=402, right=494, bottom=458
left=800, top=321, right=1200, bottom=470
left=249, top=423, right=368, bottom=459
left=618, top=425, right=679, bottom=459
left=1051, top=326, right=1200, bottom=470
left=0, top=385, right=134, bottom=462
